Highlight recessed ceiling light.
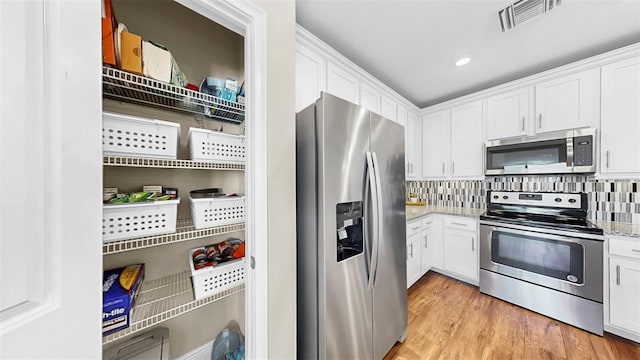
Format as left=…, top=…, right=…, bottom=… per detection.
left=455, top=55, right=472, bottom=67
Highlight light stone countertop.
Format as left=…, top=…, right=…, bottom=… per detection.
left=406, top=205, right=484, bottom=222
left=406, top=206, right=640, bottom=239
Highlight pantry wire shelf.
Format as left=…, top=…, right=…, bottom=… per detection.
left=103, top=220, right=245, bottom=255
left=102, top=66, right=245, bottom=125
left=103, top=155, right=245, bottom=170
left=102, top=271, right=245, bottom=345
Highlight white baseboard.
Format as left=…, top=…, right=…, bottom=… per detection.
left=176, top=340, right=213, bottom=360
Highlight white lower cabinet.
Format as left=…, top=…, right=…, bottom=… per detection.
left=406, top=220, right=423, bottom=288
left=442, top=216, right=478, bottom=283
left=605, top=235, right=640, bottom=342
left=420, top=216, right=434, bottom=275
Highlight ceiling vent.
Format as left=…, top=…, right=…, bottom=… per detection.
left=499, top=0, right=561, bottom=32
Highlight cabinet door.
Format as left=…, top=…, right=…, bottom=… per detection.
left=360, top=82, right=381, bottom=114
left=443, top=228, right=478, bottom=281
left=601, top=56, right=640, bottom=174
left=421, top=225, right=433, bottom=275
left=422, top=110, right=449, bottom=178
left=450, top=100, right=484, bottom=177
left=486, top=87, right=529, bottom=140
left=396, top=105, right=410, bottom=177
left=407, top=232, right=422, bottom=288
left=534, top=68, right=600, bottom=133
left=380, top=94, right=397, bottom=121
left=609, top=257, right=640, bottom=334
left=327, top=62, right=360, bottom=104
left=407, top=111, right=421, bottom=180
left=295, top=45, right=327, bottom=112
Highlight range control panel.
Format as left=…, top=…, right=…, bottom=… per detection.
left=489, top=191, right=583, bottom=209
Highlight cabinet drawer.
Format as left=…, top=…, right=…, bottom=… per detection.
left=609, top=236, right=640, bottom=260
left=421, top=215, right=433, bottom=228
left=407, top=220, right=422, bottom=237
left=443, top=216, right=477, bottom=230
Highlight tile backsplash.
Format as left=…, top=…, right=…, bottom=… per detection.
left=407, top=176, right=640, bottom=224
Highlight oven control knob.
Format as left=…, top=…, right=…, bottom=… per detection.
left=502, top=196, right=508, bottom=200
left=555, top=198, right=562, bottom=202
left=493, top=195, right=499, bottom=199
left=567, top=275, right=578, bottom=283
left=568, top=199, right=577, bottom=204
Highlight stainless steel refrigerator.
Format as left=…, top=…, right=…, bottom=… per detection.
left=296, top=92, right=407, bottom=359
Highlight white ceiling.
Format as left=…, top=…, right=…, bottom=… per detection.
left=296, top=0, right=640, bottom=108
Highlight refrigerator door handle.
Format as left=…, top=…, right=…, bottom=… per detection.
left=365, top=151, right=379, bottom=290
left=370, top=152, right=384, bottom=288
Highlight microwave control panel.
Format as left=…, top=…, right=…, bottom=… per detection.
left=573, top=136, right=593, bottom=166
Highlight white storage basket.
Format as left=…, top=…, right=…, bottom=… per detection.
left=188, top=128, right=246, bottom=163
left=189, top=249, right=245, bottom=300
left=103, top=112, right=180, bottom=159
left=103, top=199, right=180, bottom=243
left=190, top=196, right=245, bottom=230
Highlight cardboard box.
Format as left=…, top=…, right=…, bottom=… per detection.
left=142, top=41, right=172, bottom=83
left=103, top=264, right=145, bottom=335
left=120, top=31, right=143, bottom=75
left=102, top=0, right=117, bottom=66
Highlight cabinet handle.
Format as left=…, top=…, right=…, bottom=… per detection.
left=410, top=163, right=414, bottom=173
left=452, top=161, right=455, bottom=174
left=442, top=162, right=445, bottom=174
left=406, top=163, right=410, bottom=173
left=632, top=249, right=640, bottom=253
left=616, top=265, right=620, bottom=285
left=424, top=235, right=428, bottom=249
left=521, top=117, right=525, bottom=132
left=606, top=150, right=610, bottom=169
left=538, top=114, right=542, bottom=129
left=409, top=243, right=414, bottom=258
left=450, top=222, right=468, bottom=227
left=471, top=237, right=474, bottom=251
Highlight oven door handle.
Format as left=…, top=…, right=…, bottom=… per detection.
left=479, top=220, right=604, bottom=242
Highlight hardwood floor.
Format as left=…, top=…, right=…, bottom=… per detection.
left=384, top=272, right=640, bottom=360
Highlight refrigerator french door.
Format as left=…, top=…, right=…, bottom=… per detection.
left=297, top=92, right=407, bottom=359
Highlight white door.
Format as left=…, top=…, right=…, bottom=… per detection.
left=407, top=111, right=421, bottom=180
left=360, top=82, right=381, bottom=114
left=534, top=68, right=600, bottom=133
left=443, top=228, right=477, bottom=281
left=600, top=56, right=640, bottom=175
left=0, top=1, right=102, bottom=358
left=407, top=232, right=422, bottom=288
left=450, top=100, right=484, bottom=178
left=486, top=87, right=529, bottom=140
left=421, top=222, right=433, bottom=275
left=295, top=44, right=327, bottom=112
left=380, top=94, right=397, bottom=122
left=327, top=62, right=360, bottom=104
left=422, top=110, right=449, bottom=178
left=609, top=257, right=640, bottom=333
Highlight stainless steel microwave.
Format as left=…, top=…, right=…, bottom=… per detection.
left=485, top=128, right=597, bottom=175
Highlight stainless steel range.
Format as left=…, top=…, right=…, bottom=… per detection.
left=479, top=190, right=604, bottom=335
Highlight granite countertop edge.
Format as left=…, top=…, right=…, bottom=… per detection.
left=406, top=206, right=640, bottom=238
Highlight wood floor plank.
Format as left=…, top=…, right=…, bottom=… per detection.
left=385, top=272, right=640, bottom=360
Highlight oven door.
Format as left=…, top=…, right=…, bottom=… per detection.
left=480, top=223, right=602, bottom=302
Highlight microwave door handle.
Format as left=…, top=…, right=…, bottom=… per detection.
left=566, top=136, right=574, bottom=167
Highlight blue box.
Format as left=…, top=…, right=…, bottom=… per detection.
left=103, top=264, right=145, bottom=335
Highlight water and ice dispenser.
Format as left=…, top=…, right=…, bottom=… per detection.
left=336, top=201, right=364, bottom=262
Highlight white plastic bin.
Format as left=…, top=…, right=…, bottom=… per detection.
left=103, top=112, right=180, bottom=159
left=189, top=247, right=245, bottom=300
left=188, top=128, right=246, bottom=163
left=190, top=196, right=245, bottom=230
left=102, top=199, right=180, bottom=243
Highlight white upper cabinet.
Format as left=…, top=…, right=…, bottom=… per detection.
left=407, top=111, right=421, bottom=180
left=327, top=61, right=360, bottom=105
left=360, top=82, right=381, bottom=114
left=486, top=87, right=529, bottom=140
left=380, top=94, right=397, bottom=121
left=422, top=110, right=449, bottom=178
left=600, top=56, right=640, bottom=175
left=396, top=105, right=410, bottom=177
left=534, top=68, right=600, bottom=133
left=295, top=45, right=327, bottom=112
left=450, top=100, right=484, bottom=178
